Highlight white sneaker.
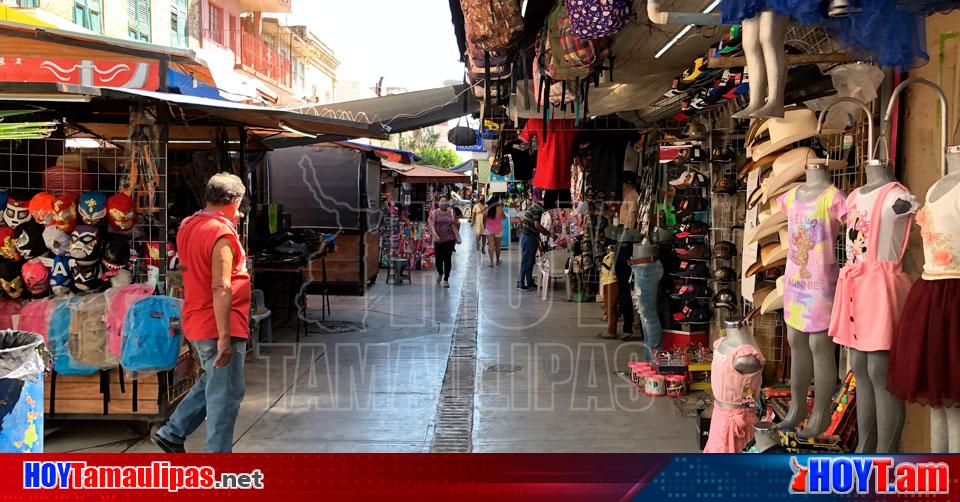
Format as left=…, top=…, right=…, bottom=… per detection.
left=442, top=280, right=450, bottom=288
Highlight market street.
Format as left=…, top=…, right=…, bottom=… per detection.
left=44, top=228, right=697, bottom=453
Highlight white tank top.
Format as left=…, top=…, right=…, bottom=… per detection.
left=919, top=177, right=960, bottom=280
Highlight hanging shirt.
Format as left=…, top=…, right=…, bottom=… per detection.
left=502, top=139, right=534, bottom=181
left=519, top=118, right=578, bottom=190
left=600, top=250, right=617, bottom=286
left=844, top=184, right=918, bottom=264
left=777, top=186, right=847, bottom=333
left=577, top=122, right=639, bottom=194
left=918, top=177, right=960, bottom=280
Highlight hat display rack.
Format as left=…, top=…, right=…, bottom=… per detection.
left=662, top=121, right=715, bottom=328
left=0, top=127, right=169, bottom=293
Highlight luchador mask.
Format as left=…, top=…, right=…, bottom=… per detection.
left=0, top=261, right=24, bottom=299
left=52, top=194, right=78, bottom=232
left=28, top=192, right=55, bottom=225
left=78, top=191, right=107, bottom=225
left=144, top=241, right=162, bottom=267
left=166, top=242, right=179, bottom=270
left=43, top=226, right=71, bottom=256
left=15, top=221, right=48, bottom=260
left=0, top=227, right=21, bottom=261
left=21, top=259, right=49, bottom=295
left=49, top=255, right=72, bottom=296
left=70, top=259, right=104, bottom=293
left=106, top=193, right=136, bottom=232
left=68, top=225, right=102, bottom=261
left=101, top=233, right=131, bottom=276
left=3, top=198, right=30, bottom=228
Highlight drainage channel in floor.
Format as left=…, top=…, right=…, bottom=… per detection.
left=430, top=255, right=480, bottom=453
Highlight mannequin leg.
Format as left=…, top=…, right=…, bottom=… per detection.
left=774, top=326, right=812, bottom=430
left=752, top=12, right=789, bottom=118
left=800, top=331, right=838, bottom=437
left=849, top=349, right=877, bottom=453
left=931, top=408, right=948, bottom=452
left=732, top=16, right=765, bottom=120
left=949, top=408, right=960, bottom=453
left=868, top=351, right=904, bottom=453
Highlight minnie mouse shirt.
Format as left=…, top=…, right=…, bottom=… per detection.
left=845, top=184, right=918, bottom=265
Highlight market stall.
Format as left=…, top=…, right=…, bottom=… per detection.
left=450, top=0, right=960, bottom=455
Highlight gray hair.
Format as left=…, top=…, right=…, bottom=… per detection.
left=204, top=173, right=246, bottom=206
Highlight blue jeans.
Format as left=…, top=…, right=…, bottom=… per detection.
left=631, top=261, right=664, bottom=352
left=519, top=234, right=538, bottom=288
left=157, top=338, right=247, bottom=453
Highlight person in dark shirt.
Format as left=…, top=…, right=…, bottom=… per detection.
left=518, top=193, right=548, bottom=291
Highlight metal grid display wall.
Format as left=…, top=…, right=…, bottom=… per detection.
left=0, top=128, right=169, bottom=285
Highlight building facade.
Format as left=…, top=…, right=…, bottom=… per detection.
left=1, top=0, right=338, bottom=105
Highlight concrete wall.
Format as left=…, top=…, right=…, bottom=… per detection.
left=897, top=11, right=960, bottom=453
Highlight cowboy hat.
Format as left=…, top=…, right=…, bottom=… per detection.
left=745, top=204, right=787, bottom=245
left=762, top=147, right=847, bottom=204
left=747, top=108, right=818, bottom=160
left=738, top=149, right=786, bottom=180
left=745, top=256, right=787, bottom=279
left=746, top=167, right=776, bottom=210
left=760, top=276, right=785, bottom=314
left=751, top=284, right=777, bottom=307
left=761, top=228, right=790, bottom=267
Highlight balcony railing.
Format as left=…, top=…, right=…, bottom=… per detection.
left=200, top=28, right=292, bottom=89
left=240, top=30, right=292, bottom=89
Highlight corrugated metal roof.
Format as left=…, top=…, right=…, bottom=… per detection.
left=382, top=160, right=469, bottom=184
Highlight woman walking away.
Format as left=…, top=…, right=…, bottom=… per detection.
left=484, top=198, right=505, bottom=267
left=429, top=196, right=460, bottom=288
left=471, top=197, right=487, bottom=253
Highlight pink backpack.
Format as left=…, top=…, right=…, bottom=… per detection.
left=18, top=300, right=52, bottom=340
left=105, top=284, right=154, bottom=357
left=0, top=299, right=22, bottom=330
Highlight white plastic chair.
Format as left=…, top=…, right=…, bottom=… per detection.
left=250, top=289, right=272, bottom=359
left=537, top=249, right=572, bottom=301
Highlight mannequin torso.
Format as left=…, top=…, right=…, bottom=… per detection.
left=861, top=160, right=913, bottom=215
left=795, top=163, right=832, bottom=203
left=929, top=149, right=960, bottom=202
left=715, top=319, right=762, bottom=410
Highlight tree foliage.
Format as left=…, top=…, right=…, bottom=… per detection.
left=415, top=146, right=459, bottom=169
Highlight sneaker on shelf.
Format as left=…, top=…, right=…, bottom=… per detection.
left=675, top=242, right=712, bottom=261
left=673, top=302, right=713, bottom=323
left=675, top=221, right=709, bottom=239
left=672, top=283, right=709, bottom=300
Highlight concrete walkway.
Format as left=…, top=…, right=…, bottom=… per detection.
left=45, top=228, right=697, bottom=453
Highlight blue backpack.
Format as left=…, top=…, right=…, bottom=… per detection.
left=49, top=297, right=99, bottom=376
left=120, top=296, right=183, bottom=373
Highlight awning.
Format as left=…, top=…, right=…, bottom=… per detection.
left=382, top=160, right=469, bottom=184
left=286, top=84, right=478, bottom=135
left=100, top=87, right=389, bottom=139
left=167, top=69, right=226, bottom=101
left=449, top=159, right=475, bottom=174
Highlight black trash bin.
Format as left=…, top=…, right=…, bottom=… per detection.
left=0, top=330, right=48, bottom=453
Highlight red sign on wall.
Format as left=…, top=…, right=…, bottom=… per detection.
left=0, top=57, right=159, bottom=90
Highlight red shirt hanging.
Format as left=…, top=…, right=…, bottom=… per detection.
left=519, top=118, right=578, bottom=190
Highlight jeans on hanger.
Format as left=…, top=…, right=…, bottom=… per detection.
left=631, top=261, right=664, bottom=352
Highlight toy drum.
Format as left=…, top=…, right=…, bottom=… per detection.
left=637, top=369, right=655, bottom=388
left=666, top=375, right=687, bottom=398
left=644, top=375, right=666, bottom=397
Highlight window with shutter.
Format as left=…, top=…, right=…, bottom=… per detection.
left=128, top=0, right=151, bottom=42
left=73, top=0, right=102, bottom=33
left=17, top=0, right=40, bottom=7
left=170, top=0, right=188, bottom=47
left=208, top=3, right=224, bottom=45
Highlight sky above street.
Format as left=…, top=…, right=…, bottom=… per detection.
left=292, top=0, right=465, bottom=93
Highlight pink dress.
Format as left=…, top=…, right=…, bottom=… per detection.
left=484, top=208, right=503, bottom=236
left=703, top=338, right=765, bottom=453
left=830, top=182, right=915, bottom=352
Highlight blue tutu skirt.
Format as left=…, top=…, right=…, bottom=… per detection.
left=720, top=0, right=927, bottom=69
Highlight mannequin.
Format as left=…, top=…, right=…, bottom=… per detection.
left=733, top=11, right=789, bottom=119
left=775, top=162, right=843, bottom=437
left=833, top=158, right=912, bottom=452
left=703, top=318, right=764, bottom=453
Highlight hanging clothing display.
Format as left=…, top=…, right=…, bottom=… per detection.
left=519, top=118, right=579, bottom=191
left=577, top=120, right=639, bottom=195
left=830, top=182, right=916, bottom=352
left=720, top=0, right=927, bottom=68
left=703, top=339, right=765, bottom=453
left=777, top=186, right=847, bottom=333
left=888, top=179, right=960, bottom=407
